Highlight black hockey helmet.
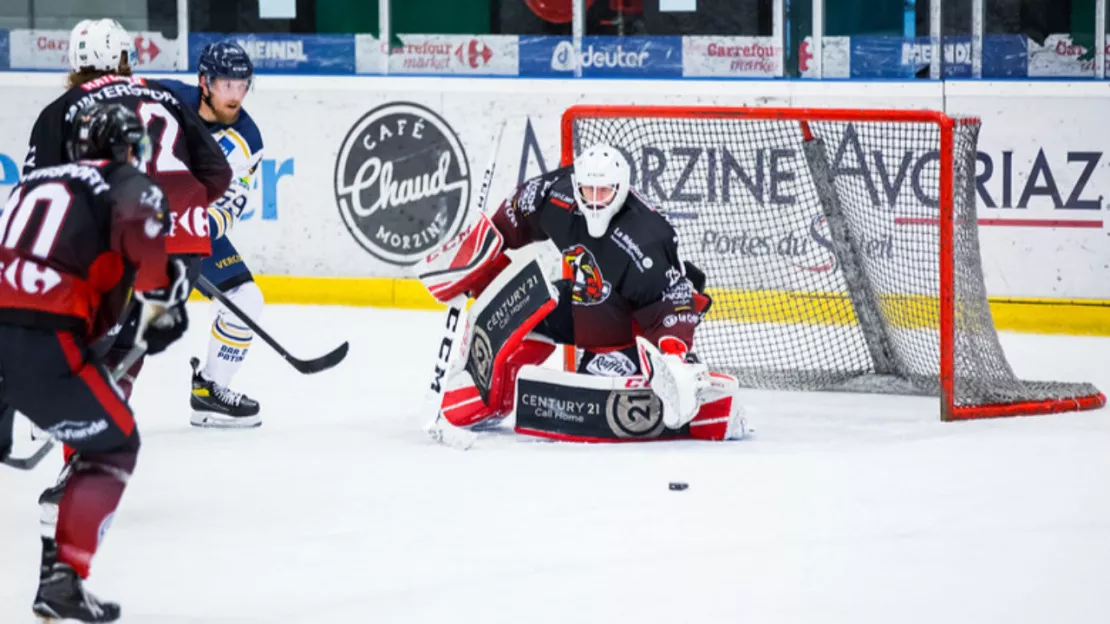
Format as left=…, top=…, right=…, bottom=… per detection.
left=66, top=102, right=150, bottom=166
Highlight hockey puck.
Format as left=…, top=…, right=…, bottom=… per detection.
left=668, top=482, right=688, bottom=491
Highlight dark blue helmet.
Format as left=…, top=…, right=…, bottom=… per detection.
left=197, top=41, right=253, bottom=85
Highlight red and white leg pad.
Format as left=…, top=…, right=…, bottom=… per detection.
left=440, top=335, right=556, bottom=429
left=689, top=371, right=747, bottom=441
left=511, top=366, right=747, bottom=442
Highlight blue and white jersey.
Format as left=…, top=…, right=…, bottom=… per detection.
left=159, top=78, right=264, bottom=238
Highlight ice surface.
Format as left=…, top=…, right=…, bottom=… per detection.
left=3, top=304, right=1110, bottom=623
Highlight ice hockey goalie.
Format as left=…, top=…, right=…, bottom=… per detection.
left=416, top=143, right=746, bottom=442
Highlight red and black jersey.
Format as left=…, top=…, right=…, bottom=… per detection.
left=22, top=74, right=231, bottom=256
left=0, top=161, right=170, bottom=341
left=491, top=166, right=708, bottom=352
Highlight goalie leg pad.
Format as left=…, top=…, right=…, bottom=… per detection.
left=439, top=255, right=560, bottom=429
left=689, top=372, right=747, bottom=441
left=441, top=336, right=555, bottom=428
left=514, top=366, right=682, bottom=442
left=513, top=367, right=746, bottom=442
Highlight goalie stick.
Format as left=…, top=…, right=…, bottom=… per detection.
left=196, top=275, right=349, bottom=374
left=422, top=298, right=478, bottom=450
left=420, top=122, right=508, bottom=450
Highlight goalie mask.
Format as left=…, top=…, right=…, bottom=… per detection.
left=572, top=143, right=631, bottom=238
left=68, top=19, right=134, bottom=73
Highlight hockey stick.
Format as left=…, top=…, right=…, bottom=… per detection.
left=0, top=411, right=54, bottom=471
left=422, top=298, right=478, bottom=450
left=0, top=438, right=54, bottom=470
left=421, top=122, right=508, bottom=450
left=0, top=398, right=54, bottom=470
left=4, top=304, right=159, bottom=471
left=2, top=307, right=151, bottom=471
left=196, top=275, right=349, bottom=374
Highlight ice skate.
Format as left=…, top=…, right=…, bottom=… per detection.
left=33, top=563, right=120, bottom=623
left=189, top=357, right=261, bottom=428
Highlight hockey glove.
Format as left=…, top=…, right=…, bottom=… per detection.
left=135, top=257, right=191, bottom=355
left=208, top=177, right=251, bottom=239
left=141, top=305, right=188, bottom=355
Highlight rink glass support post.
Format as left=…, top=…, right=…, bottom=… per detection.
left=1097, top=0, right=1107, bottom=79
left=379, top=0, right=391, bottom=75
left=798, top=124, right=899, bottom=379
left=971, top=0, right=983, bottom=78
left=811, top=0, right=824, bottom=78
left=929, top=0, right=941, bottom=79
left=773, top=0, right=784, bottom=77
left=177, top=0, right=189, bottom=71
left=572, top=0, right=584, bottom=78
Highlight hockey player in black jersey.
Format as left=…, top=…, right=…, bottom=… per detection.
left=22, top=18, right=231, bottom=401
left=1, top=103, right=190, bottom=623
left=417, top=144, right=746, bottom=442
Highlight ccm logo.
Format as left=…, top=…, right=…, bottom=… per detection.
left=425, top=223, right=474, bottom=264
left=169, top=206, right=209, bottom=238
left=623, top=377, right=649, bottom=389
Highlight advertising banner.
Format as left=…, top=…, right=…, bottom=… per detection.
left=853, top=36, right=974, bottom=78
left=0, top=74, right=1108, bottom=299
left=10, top=29, right=179, bottom=71
left=682, top=36, right=782, bottom=78
left=519, top=36, right=683, bottom=78
left=800, top=34, right=1097, bottom=79
left=191, top=33, right=355, bottom=74
left=1026, top=34, right=1110, bottom=78
left=849, top=36, right=1020, bottom=78
left=798, top=37, right=851, bottom=79
left=355, top=34, right=519, bottom=76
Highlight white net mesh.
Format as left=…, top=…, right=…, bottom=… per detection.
left=565, top=108, right=1101, bottom=415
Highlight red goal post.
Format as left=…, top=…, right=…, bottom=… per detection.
left=558, top=104, right=1105, bottom=422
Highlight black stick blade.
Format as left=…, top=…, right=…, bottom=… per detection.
left=287, top=341, right=349, bottom=374
left=2, top=439, right=55, bottom=471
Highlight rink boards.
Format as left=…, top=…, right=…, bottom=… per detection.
left=0, top=74, right=1108, bottom=333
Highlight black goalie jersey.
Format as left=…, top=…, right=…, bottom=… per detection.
left=490, top=165, right=709, bottom=353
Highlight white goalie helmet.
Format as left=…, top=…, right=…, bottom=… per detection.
left=68, top=19, right=134, bottom=73
left=572, top=143, right=631, bottom=238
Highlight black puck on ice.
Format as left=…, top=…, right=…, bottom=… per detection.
left=668, top=482, right=688, bottom=491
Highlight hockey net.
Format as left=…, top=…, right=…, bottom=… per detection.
left=560, top=105, right=1104, bottom=421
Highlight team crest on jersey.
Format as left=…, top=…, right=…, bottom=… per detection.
left=563, top=244, right=611, bottom=306
left=217, top=135, right=234, bottom=156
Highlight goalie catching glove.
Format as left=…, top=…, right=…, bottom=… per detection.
left=636, top=336, right=710, bottom=429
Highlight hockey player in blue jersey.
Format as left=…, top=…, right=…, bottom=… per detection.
left=161, top=42, right=265, bottom=428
